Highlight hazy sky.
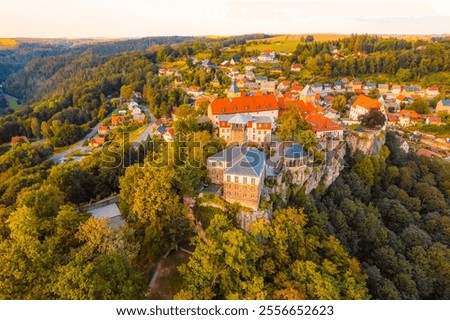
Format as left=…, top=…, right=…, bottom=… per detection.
left=1, top=0, right=449, bottom=38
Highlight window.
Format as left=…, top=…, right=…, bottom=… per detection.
left=235, top=184, right=238, bottom=189
left=234, top=192, right=238, bottom=197
left=227, top=176, right=231, bottom=182
left=227, top=192, right=230, bottom=196
left=227, top=129, right=230, bottom=133
left=251, top=194, right=254, bottom=199
left=234, top=176, right=239, bottom=183
left=211, top=161, right=216, bottom=167
left=243, top=177, right=247, bottom=184
left=251, top=178, right=255, bottom=184
left=258, top=130, right=261, bottom=135
left=243, top=194, right=246, bottom=198
left=243, top=186, right=247, bottom=190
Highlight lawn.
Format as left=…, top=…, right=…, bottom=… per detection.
left=110, top=125, right=147, bottom=144
left=5, top=96, right=21, bottom=110
left=161, top=60, right=188, bottom=71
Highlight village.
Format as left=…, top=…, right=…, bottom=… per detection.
left=151, top=49, right=450, bottom=212
left=10, top=48, right=449, bottom=214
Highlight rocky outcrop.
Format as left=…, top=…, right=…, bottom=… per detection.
left=346, top=130, right=386, bottom=156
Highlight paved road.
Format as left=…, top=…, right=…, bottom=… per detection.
left=50, top=110, right=116, bottom=163
left=132, top=105, right=155, bottom=147
left=51, top=105, right=155, bottom=162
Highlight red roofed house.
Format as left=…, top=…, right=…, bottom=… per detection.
left=208, top=94, right=279, bottom=128
left=164, top=127, right=176, bottom=142
left=290, top=63, right=302, bottom=72
left=350, top=95, right=385, bottom=121
left=187, top=86, right=204, bottom=97
left=350, top=80, right=363, bottom=93
left=11, top=136, right=29, bottom=145
left=396, top=94, right=407, bottom=105
left=111, top=116, right=126, bottom=127
left=385, top=111, right=399, bottom=127
left=426, top=86, right=439, bottom=97
left=305, top=113, right=344, bottom=140
left=399, top=109, right=422, bottom=127
left=98, top=126, right=110, bottom=136
left=88, top=136, right=106, bottom=147
left=425, top=116, right=442, bottom=126
left=417, top=148, right=433, bottom=158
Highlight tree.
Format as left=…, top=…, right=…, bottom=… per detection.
left=119, top=165, right=189, bottom=258
left=332, top=95, right=347, bottom=112
left=47, top=163, right=94, bottom=204
left=120, top=85, right=134, bottom=100
left=406, top=98, right=430, bottom=114
left=276, top=106, right=316, bottom=149
left=30, top=117, right=40, bottom=139
left=359, top=109, right=386, bottom=128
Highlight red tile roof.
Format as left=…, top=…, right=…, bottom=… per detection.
left=417, top=148, right=433, bottom=158
left=188, top=86, right=201, bottom=92
left=427, top=86, right=439, bottom=91
left=305, top=113, right=343, bottom=132
left=396, top=94, right=407, bottom=101
left=210, top=95, right=279, bottom=115
left=11, top=136, right=28, bottom=144
left=112, top=116, right=125, bottom=125
left=386, top=112, right=399, bottom=122
left=99, top=126, right=109, bottom=131
left=352, top=95, right=382, bottom=111
left=400, top=109, right=422, bottom=119
left=166, top=128, right=176, bottom=136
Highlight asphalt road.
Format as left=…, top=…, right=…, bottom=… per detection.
left=51, top=105, right=155, bottom=163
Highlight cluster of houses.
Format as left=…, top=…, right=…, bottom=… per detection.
left=151, top=118, right=176, bottom=142
left=203, top=82, right=345, bottom=210
left=89, top=99, right=147, bottom=148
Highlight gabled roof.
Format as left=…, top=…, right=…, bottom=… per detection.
left=300, top=84, right=315, bottom=96
left=284, top=143, right=307, bottom=159
left=305, top=113, right=343, bottom=132
left=210, top=95, right=279, bottom=115
left=156, top=125, right=166, bottom=134
left=228, top=114, right=252, bottom=124
left=352, top=95, right=382, bottom=111
left=208, top=146, right=245, bottom=164
left=441, top=100, right=450, bottom=106
left=400, top=109, right=422, bottom=119
left=224, top=148, right=265, bottom=177
left=417, top=148, right=433, bottom=158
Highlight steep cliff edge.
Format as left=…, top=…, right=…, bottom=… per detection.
left=346, top=130, right=386, bottom=156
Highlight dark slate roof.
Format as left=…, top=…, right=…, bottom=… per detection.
left=156, top=125, right=166, bottom=134
left=209, top=146, right=245, bottom=163
left=284, top=143, right=307, bottom=159
left=224, top=148, right=265, bottom=177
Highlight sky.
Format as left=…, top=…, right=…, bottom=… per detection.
left=1, top=0, right=449, bottom=38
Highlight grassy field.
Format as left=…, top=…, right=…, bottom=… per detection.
left=0, top=39, right=18, bottom=48
left=5, top=96, right=21, bottom=110
left=161, top=60, right=188, bottom=71
left=110, top=125, right=147, bottom=144
left=244, top=34, right=352, bottom=53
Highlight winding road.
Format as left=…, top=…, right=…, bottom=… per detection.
left=51, top=105, right=155, bottom=163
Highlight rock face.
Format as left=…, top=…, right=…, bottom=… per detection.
left=286, top=140, right=346, bottom=194
left=346, top=130, right=386, bottom=156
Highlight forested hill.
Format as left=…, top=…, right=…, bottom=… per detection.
left=0, top=36, right=194, bottom=97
